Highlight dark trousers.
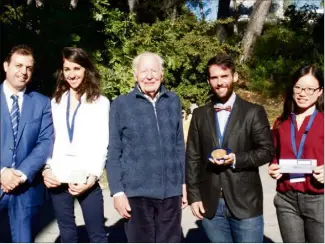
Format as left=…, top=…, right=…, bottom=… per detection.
left=274, top=191, right=324, bottom=243
left=50, top=183, right=107, bottom=243
left=125, top=196, right=182, bottom=243
left=0, top=194, right=38, bottom=242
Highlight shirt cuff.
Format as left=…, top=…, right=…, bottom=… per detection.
left=113, top=192, right=125, bottom=197
left=231, top=154, right=236, bottom=168
left=16, top=170, right=27, bottom=183
left=1, top=167, right=7, bottom=175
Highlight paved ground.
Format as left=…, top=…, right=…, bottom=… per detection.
left=0, top=165, right=282, bottom=243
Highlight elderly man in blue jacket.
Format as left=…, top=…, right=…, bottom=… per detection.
left=106, top=51, right=187, bottom=243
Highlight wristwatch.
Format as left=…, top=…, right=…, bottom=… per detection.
left=42, top=164, right=51, bottom=172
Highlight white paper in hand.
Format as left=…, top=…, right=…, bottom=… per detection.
left=51, top=154, right=88, bottom=184
left=279, top=159, right=317, bottom=174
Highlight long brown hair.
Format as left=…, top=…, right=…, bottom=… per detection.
left=53, top=47, right=101, bottom=103
left=275, top=65, right=324, bottom=128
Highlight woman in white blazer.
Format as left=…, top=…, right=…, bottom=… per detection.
left=42, top=47, right=109, bottom=243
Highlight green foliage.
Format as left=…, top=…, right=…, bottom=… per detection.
left=248, top=5, right=324, bottom=96
left=0, top=1, right=323, bottom=108
left=93, top=9, right=241, bottom=106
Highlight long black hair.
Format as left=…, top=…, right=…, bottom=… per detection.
left=276, top=65, right=324, bottom=128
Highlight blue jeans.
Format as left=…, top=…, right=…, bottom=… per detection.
left=202, top=198, right=264, bottom=243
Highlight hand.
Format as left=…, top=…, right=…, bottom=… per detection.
left=114, top=193, right=131, bottom=219
left=0, top=168, right=21, bottom=193
left=190, top=201, right=205, bottom=220
left=268, top=164, right=283, bottom=180
left=223, top=153, right=235, bottom=165
left=68, top=175, right=96, bottom=196
left=42, top=169, right=61, bottom=188
left=313, top=165, right=324, bottom=184
left=209, top=153, right=235, bottom=166
left=181, top=184, right=188, bottom=209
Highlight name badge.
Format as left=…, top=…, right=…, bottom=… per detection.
left=279, top=159, right=317, bottom=183
left=64, top=143, right=77, bottom=157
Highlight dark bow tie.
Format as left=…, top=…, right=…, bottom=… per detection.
left=214, top=105, right=231, bottom=112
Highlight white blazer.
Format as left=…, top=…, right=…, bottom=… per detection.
left=47, top=91, right=110, bottom=181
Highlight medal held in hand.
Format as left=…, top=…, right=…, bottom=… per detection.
left=210, top=148, right=232, bottom=161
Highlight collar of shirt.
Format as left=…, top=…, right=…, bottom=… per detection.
left=63, top=90, right=88, bottom=104
left=3, top=80, right=25, bottom=111
left=136, top=84, right=160, bottom=103
left=215, top=92, right=236, bottom=109
left=215, top=92, right=236, bottom=136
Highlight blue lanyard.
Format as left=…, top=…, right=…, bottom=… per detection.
left=290, top=109, right=317, bottom=159
left=215, top=111, right=232, bottom=146
left=66, top=92, right=81, bottom=143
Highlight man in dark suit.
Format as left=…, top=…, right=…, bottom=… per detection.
left=186, top=54, right=274, bottom=242
left=0, top=45, right=54, bottom=242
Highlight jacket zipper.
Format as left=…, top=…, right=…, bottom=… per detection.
left=139, top=92, right=166, bottom=198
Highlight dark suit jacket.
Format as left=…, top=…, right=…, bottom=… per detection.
left=185, top=95, right=275, bottom=219
left=0, top=84, right=54, bottom=207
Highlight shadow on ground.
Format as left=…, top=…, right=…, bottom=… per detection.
left=54, top=218, right=127, bottom=243
left=1, top=201, right=275, bottom=243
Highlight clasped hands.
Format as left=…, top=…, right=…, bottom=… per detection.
left=0, top=168, right=24, bottom=193
left=209, top=153, right=235, bottom=166
left=43, top=169, right=97, bottom=196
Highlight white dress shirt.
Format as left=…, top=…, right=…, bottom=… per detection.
left=215, top=92, right=237, bottom=167
left=1, top=81, right=27, bottom=182
left=215, top=92, right=236, bottom=141
left=3, top=80, right=25, bottom=112
left=47, top=91, right=110, bottom=182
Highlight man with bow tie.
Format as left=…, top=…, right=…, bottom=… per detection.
left=185, top=54, right=275, bottom=242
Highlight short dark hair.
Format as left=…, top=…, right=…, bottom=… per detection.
left=5, top=45, right=34, bottom=64
left=206, top=54, right=236, bottom=78
left=275, top=65, right=324, bottom=128
left=53, top=47, right=101, bottom=103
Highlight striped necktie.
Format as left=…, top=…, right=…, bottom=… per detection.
left=10, top=94, right=20, bottom=167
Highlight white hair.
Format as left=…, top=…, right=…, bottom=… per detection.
left=132, top=52, right=164, bottom=73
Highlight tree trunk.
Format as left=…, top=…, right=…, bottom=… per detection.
left=128, top=0, right=137, bottom=13
left=217, top=0, right=231, bottom=19
left=199, top=0, right=205, bottom=21
left=164, top=0, right=178, bottom=21
left=70, top=0, right=78, bottom=9
left=216, top=0, right=231, bottom=42
left=171, top=4, right=177, bottom=20
left=239, top=0, right=272, bottom=63
left=233, top=0, right=238, bottom=35
left=35, top=0, right=43, bottom=7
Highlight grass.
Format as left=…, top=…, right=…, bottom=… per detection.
left=235, top=88, right=283, bottom=127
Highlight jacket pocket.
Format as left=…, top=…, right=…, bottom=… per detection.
left=240, top=175, right=262, bottom=185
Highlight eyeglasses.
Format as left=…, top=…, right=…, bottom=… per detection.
left=293, top=86, right=320, bottom=96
